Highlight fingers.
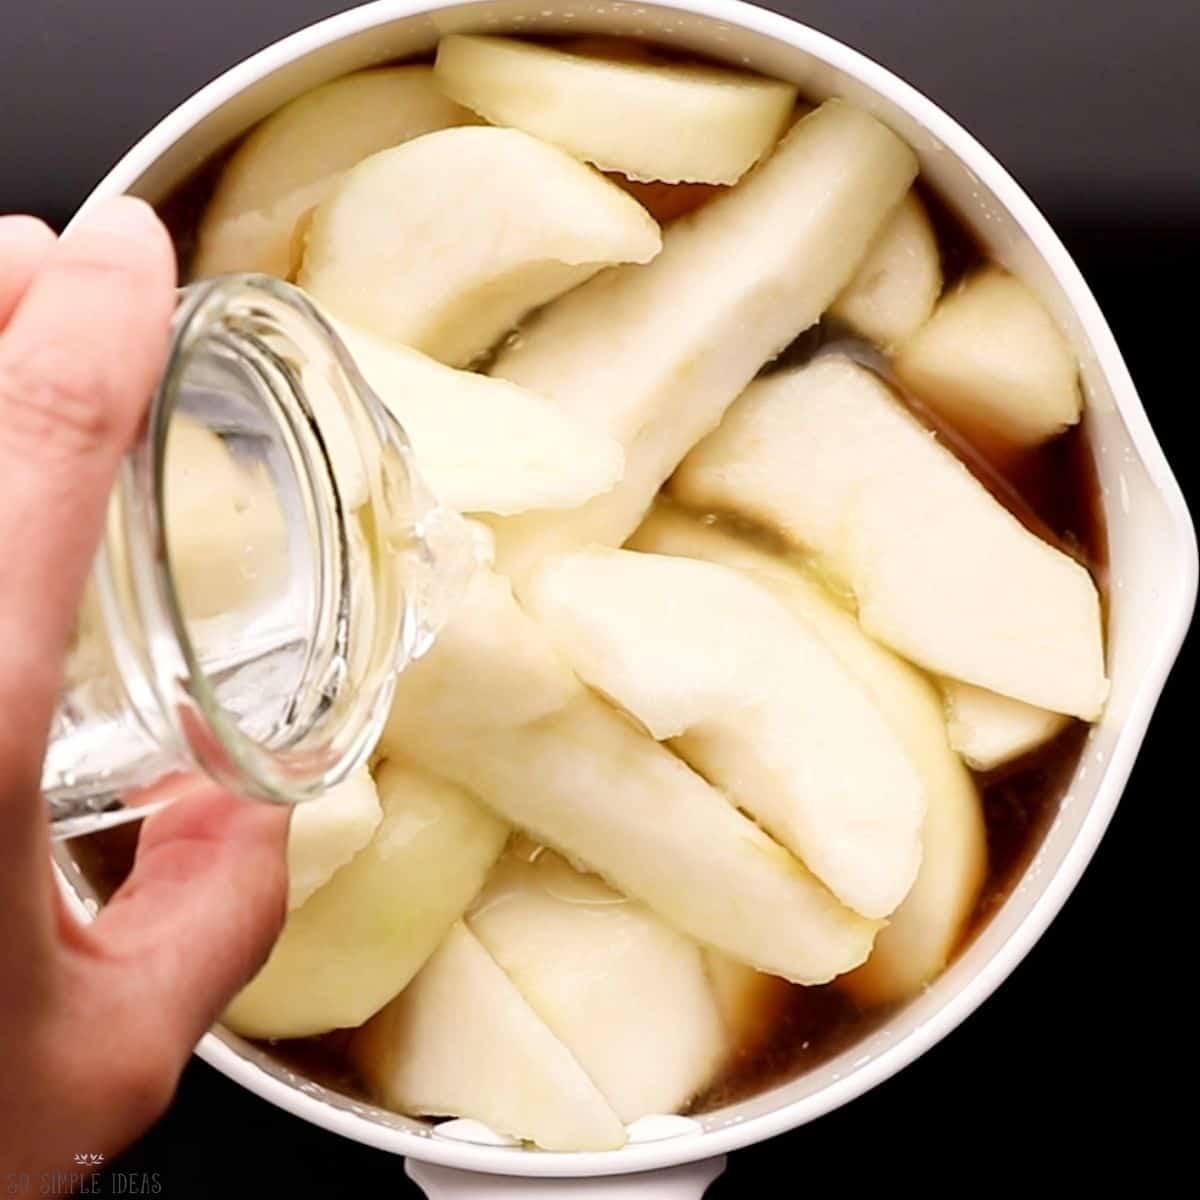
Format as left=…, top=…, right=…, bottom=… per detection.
left=26, top=788, right=285, bottom=1169
left=87, top=784, right=289, bottom=1056
left=0, top=216, right=57, bottom=329
left=0, top=197, right=176, bottom=818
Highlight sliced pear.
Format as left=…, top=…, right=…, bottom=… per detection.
left=164, top=418, right=289, bottom=621
left=381, top=565, right=579, bottom=737
left=845, top=769, right=987, bottom=1008
left=484, top=100, right=917, bottom=581
left=940, top=678, right=1071, bottom=771
left=433, top=34, right=797, bottom=185
left=223, top=761, right=507, bottom=1039
left=894, top=266, right=1082, bottom=447
left=525, top=547, right=924, bottom=918
left=192, top=67, right=478, bottom=280
left=285, top=767, right=381, bottom=910
left=672, top=357, right=1107, bottom=719
left=631, top=507, right=987, bottom=1006
left=468, top=851, right=725, bottom=1122
left=330, top=320, right=623, bottom=515
left=384, top=692, right=878, bottom=983
left=829, top=191, right=942, bottom=347
left=299, top=126, right=661, bottom=367
left=352, top=923, right=626, bottom=1151
left=380, top=555, right=876, bottom=980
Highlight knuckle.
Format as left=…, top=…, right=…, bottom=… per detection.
left=0, top=340, right=121, bottom=460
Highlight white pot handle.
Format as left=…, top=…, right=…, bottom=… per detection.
left=406, top=1157, right=726, bottom=1199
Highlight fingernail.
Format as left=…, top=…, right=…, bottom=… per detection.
left=65, top=194, right=161, bottom=242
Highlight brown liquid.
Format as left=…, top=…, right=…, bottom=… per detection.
left=80, top=73, right=1108, bottom=1121
left=157, top=147, right=234, bottom=283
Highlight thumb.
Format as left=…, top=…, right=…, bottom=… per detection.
left=90, top=784, right=290, bottom=1053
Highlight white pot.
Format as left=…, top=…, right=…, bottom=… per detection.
left=60, top=1, right=1197, bottom=1196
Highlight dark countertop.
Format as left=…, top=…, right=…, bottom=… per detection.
left=2, top=1, right=1194, bottom=1193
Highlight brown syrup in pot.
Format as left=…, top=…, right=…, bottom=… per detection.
left=75, top=76, right=1108, bottom=1120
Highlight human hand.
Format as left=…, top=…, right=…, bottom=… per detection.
left=0, top=199, right=289, bottom=1177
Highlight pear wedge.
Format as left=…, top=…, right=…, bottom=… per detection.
left=285, top=767, right=381, bottom=910
left=829, top=191, right=942, bottom=347
left=300, top=126, right=661, bottom=367
left=381, top=565, right=580, bottom=737
left=331, top=320, right=623, bottom=515
left=630, top=507, right=987, bottom=1005
left=525, top=546, right=925, bottom=918
left=433, top=34, right=796, bottom=185
left=223, top=761, right=506, bottom=1039
left=379, top=555, right=877, bottom=981
left=468, top=851, right=726, bottom=1122
left=352, top=923, right=626, bottom=1152
left=894, top=266, right=1082, bottom=447
left=383, top=697, right=878, bottom=983
left=192, top=67, right=478, bottom=280
left=672, top=357, right=1107, bottom=718
left=940, top=679, right=1071, bottom=771
left=483, top=100, right=917, bottom=581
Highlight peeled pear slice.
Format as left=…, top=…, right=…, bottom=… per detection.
left=829, top=191, right=942, bottom=347
left=382, top=565, right=580, bottom=736
left=526, top=547, right=924, bottom=918
left=285, top=768, right=381, bottom=910
left=468, top=851, right=725, bottom=1122
left=299, top=126, right=661, bottom=367
left=672, top=357, right=1107, bottom=719
left=941, top=679, right=1071, bottom=771
left=433, top=34, right=797, bottom=185
left=894, top=266, right=1082, bottom=446
left=384, top=700, right=877, bottom=984
left=352, top=923, right=625, bottom=1151
left=379, top=536, right=876, bottom=981
left=223, top=761, right=507, bottom=1039
left=164, top=418, right=289, bottom=621
left=192, top=67, right=478, bottom=280
left=484, top=100, right=918, bottom=581
left=331, top=320, right=623, bottom=515
left=630, top=507, right=987, bottom=1006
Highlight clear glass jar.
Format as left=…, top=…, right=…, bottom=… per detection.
left=44, top=275, right=471, bottom=838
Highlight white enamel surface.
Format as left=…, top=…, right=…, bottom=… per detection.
left=59, top=0, right=1196, bottom=1186
left=408, top=1157, right=726, bottom=1197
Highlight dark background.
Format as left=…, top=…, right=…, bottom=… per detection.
left=2, top=0, right=1195, bottom=1193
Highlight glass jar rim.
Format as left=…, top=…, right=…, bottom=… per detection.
left=97, top=274, right=413, bottom=807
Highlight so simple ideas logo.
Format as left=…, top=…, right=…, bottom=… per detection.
left=5, top=1156, right=164, bottom=1195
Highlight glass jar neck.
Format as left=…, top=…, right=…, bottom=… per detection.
left=46, top=275, right=472, bottom=836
